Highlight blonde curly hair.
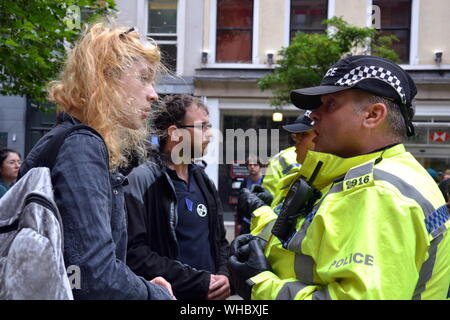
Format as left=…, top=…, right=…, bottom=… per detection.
left=48, top=19, right=162, bottom=170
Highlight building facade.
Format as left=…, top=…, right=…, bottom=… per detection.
left=114, top=0, right=450, bottom=220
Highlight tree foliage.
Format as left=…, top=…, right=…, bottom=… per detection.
left=258, top=17, right=400, bottom=106
left=0, top=0, right=116, bottom=105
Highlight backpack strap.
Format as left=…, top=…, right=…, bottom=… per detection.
left=36, top=124, right=103, bottom=170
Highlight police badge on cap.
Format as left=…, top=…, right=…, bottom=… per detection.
left=290, top=55, right=417, bottom=137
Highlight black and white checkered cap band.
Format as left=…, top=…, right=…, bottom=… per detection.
left=335, top=66, right=406, bottom=104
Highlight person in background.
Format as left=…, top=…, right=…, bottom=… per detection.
left=18, top=21, right=173, bottom=300
left=439, top=169, right=450, bottom=205
left=262, top=148, right=297, bottom=198
left=124, top=94, right=230, bottom=300
left=442, top=169, right=450, bottom=181
left=447, top=182, right=450, bottom=211
left=0, top=148, right=21, bottom=199
left=283, top=113, right=316, bottom=165
left=244, top=155, right=264, bottom=190
left=426, top=168, right=441, bottom=183
left=439, top=177, right=450, bottom=202
left=235, top=155, right=265, bottom=236
left=262, top=113, right=315, bottom=199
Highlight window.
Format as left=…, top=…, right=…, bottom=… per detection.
left=216, top=0, right=253, bottom=63
left=148, top=0, right=177, bottom=71
left=290, top=0, right=328, bottom=39
left=0, top=132, right=7, bottom=149
left=373, top=0, right=411, bottom=64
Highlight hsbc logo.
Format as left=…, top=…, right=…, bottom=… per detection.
left=429, top=131, right=450, bottom=143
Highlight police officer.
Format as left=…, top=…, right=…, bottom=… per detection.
left=262, top=147, right=296, bottom=198
left=228, top=55, right=450, bottom=300
left=262, top=113, right=315, bottom=199
left=247, top=113, right=316, bottom=242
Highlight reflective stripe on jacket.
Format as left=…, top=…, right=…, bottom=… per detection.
left=250, top=144, right=450, bottom=300
left=252, top=147, right=300, bottom=240
left=262, top=147, right=299, bottom=198
left=250, top=169, right=300, bottom=241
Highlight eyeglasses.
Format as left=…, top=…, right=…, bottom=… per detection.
left=179, top=123, right=213, bottom=131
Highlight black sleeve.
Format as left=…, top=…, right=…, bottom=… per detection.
left=200, top=171, right=230, bottom=277
left=124, top=165, right=211, bottom=300
left=212, top=186, right=231, bottom=277
left=52, top=133, right=170, bottom=300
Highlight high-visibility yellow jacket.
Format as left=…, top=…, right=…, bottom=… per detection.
left=251, top=164, right=301, bottom=241
left=262, top=147, right=299, bottom=198
left=254, top=147, right=299, bottom=237
left=250, top=144, right=450, bottom=300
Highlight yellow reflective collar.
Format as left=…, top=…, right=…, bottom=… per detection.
left=298, top=144, right=407, bottom=190
left=343, top=161, right=376, bottom=192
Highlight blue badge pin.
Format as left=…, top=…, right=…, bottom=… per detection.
left=185, top=198, right=193, bottom=212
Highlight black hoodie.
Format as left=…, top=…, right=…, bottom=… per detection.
left=124, top=154, right=230, bottom=300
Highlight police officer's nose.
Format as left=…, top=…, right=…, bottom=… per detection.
left=310, top=109, right=320, bottom=122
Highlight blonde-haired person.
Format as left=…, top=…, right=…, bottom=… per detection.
left=19, top=21, right=174, bottom=300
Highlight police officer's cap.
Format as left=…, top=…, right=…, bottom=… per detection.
left=282, top=112, right=313, bottom=133
left=290, top=55, right=418, bottom=136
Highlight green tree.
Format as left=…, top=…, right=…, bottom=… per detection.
left=0, top=0, right=116, bottom=105
left=258, top=17, right=400, bottom=106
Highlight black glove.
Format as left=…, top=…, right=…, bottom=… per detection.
left=250, top=185, right=274, bottom=207
left=228, top=234, right=271, bottom=300
left=237, top=188, right=266, bottom=221
left=229, top=233, right=254, bottom=257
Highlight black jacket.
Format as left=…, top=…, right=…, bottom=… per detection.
left=18, top=114, right=171, bottom=300
left=124, top=156, right=230, bottom=300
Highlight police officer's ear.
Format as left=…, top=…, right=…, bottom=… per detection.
left=362, top=102, right=388, bottom=130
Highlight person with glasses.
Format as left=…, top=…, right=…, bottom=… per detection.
left=125, top=94, right=231, bottom=300
left=0, top=148, right=21, bottom=199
